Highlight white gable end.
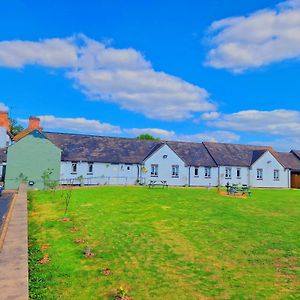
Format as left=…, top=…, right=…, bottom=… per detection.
left=250, top=151, right=289, bottom=188
left=142, top=144, right=188, bottom=186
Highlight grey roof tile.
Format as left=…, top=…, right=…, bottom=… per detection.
left=203, top=142, right=272, bottom=167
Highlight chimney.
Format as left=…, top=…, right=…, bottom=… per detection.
left=29, top=116, right=42, bottom=130
left=0, top=111, right=10, bottom=132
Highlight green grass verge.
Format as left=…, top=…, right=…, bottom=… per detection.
left=28, top=187, right=300, bottom=299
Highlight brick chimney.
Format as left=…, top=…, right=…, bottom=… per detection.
left=0, top=111, right=10, bottom=132
left=29, top=116, right=42, bottom=130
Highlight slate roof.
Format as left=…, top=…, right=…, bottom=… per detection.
left=44, top=132, right=219, bottom=166
left=203, top=142, right=273, bottom=167
left=291, top=150, right=300, bottom=160
left=276, top=152, right=300, bottom=171
left=10, top=129, right=300, bottom=170
left=44, top=132, right=161, bottom=164
left=167, top=141, right=217, bottom=167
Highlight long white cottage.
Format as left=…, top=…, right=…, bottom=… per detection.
left=5, top=116, right=300, bottom=189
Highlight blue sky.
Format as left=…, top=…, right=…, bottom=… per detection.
left=0, top=0, right=300, bottom=150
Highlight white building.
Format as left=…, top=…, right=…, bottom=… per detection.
left=42, top=131, right=300, bottom=189
left=5, top=116, right=300, bottom=189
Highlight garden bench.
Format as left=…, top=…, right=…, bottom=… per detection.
left=148, top=180, right=168, bottom=188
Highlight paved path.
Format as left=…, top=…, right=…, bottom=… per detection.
left=0, top=185, right=28, bottom=300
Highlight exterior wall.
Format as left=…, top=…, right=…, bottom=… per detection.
left=250, top=151, right=289, bottom=188
left=142, top=144, right=188, bottom=186
left=5, top=131, right=61, bottom=190
left=219, top=166, right=249, bottom=186
left=60, top=161, right=139, bottom=185
left=0, top=127, right=11, bottom=148
left=189, top=166, right=218, bottom=187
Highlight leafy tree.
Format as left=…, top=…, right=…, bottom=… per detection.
left=136, top=134, right=160, bottom=140
left=9, top=118, right=24, bottom=137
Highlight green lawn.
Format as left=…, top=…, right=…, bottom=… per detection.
left=28, top=187, right=300, bottom=299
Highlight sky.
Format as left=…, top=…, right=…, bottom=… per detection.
left=0, top=0, right=300, bottom=150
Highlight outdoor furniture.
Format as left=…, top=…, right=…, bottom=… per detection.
left=228, top=184, right=251, bottom=197
left=148, top=180, right=168, bottom=188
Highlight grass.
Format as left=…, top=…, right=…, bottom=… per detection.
left=28, top=186, right=300, bottom=299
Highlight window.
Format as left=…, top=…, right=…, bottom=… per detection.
left=194, top=168, right=199, bottom=177
left=236, top=168, right=241, bottom=178
left=163, top=155, right=168, bottom=159
left=257, top=169, right=263, bottom=180
left=204, top=167, right=211, bottom=178
left=88, top=162, right=93, bottom=174
left=274, top=169, right=279, bottom=181
left=151, top=164, right=158, bottom=177
left=71, top=162, right=77, bottom=174
left=172, top=165, right=179, bottom=177
left=127, top=166, right=130, bottom=170
left=225, top=167, right=232, bottom=179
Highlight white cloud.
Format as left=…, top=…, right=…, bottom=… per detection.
left=19, top=115, right=121, bottom=134
left=124, top=127, right=239, bottom=143
left=0, top=38, right=77, bottom=68
left=0, top=35, right=216, bottom=120
left=124, top=127, right=176, bottom=140
left=18, top=114, right=239, bottom=144
left=250, top=136, right=300, bottom=151
left=206, top=0, right=300, bottom=72
left=200, top=111, right=220, bottom=120
left=177, top=131, right=240, bottom=143
left=0, top=102, right=9, bottom=112
left=206, top=109, right=300, bottom=136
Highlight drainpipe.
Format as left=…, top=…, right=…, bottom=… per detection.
left=188, top=166, right=191, bottom=187
left=218, top=166, right=220, bottom=186
left=137, top=164, right=140, bottom=184
left=248, top=168, right=251, bottom=187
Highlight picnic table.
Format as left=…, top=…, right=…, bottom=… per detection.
left=148, top=180, right=168, bottom=188
left=226, top=184, right=251, bottom=197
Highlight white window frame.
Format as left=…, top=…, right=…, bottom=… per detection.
left=151, top=164, right=158, bottom=177
left=194, top=167, right=199, bottom=177
left=204, top=167, right=211, bottom=178
left=172, top=165, right=179, bottom=178
left=274, top=169, right=280, bottom=181
left=87, top=162, right=93, bottom=174
left=236, top=168, right=241, bottom=179
left=257, top=169, right=263, bottom=180
left=71, top=162, right=78, bottom=174
left=225, top=167, right=232, bottom=179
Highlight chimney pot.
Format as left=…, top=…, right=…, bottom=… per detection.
left=0, top=111, right=10, bottom=132
left=29, top=116, right=42, bottom=130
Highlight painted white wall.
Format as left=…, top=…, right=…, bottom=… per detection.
left=250, top=151, right=289, bottom=188
left=60, top=161, right=139, bottom=185
left=0, top=127, right=10, bottom=148
left=219, top=166, right=249, bottom=186
left=142, top=144, right=188, bottom=186
left=189, top=166, right=218, bottom=187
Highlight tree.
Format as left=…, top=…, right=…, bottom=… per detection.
left=136, top=134, right=160, bottom=140
left=9, top=118, right=24, bottom=137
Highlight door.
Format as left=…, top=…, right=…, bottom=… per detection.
left=291, top=173, right=300, bottom=189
